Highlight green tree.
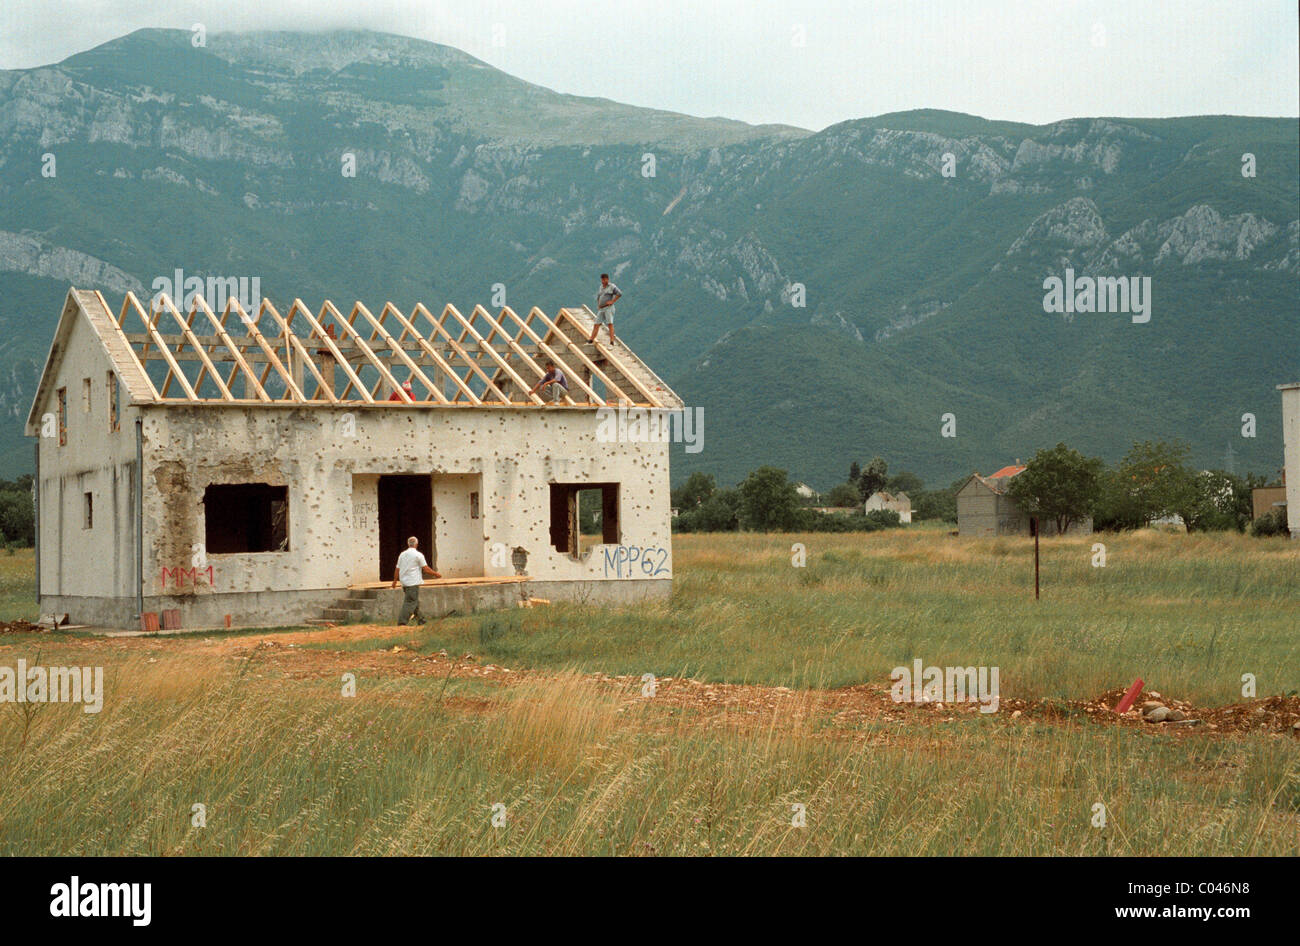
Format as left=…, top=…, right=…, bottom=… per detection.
left=856, top=457, right=888, bottom=503
left=738, top=466, right=799, bottom=531
left=823, top=482, right=862, bottom=507
left=676, top=488, right=741, bottom=532
left=671, top=471, right=716, bottom=511
left=885, top=470, right=924, bottom=495
left=1118, top=440, right=1198, bottom=526
left=1093, top=468, right=1144, bottom=531
left=848, top=461, right=862, bottom=485
left=1006, top=443, right=1104, bottom=535
left=1178, top=470, right=1251, bottom=532
left=912, top=475, right=966, bottom=523
left=0, top=485, right=34, bottom=547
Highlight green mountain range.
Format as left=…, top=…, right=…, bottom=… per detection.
left=1, top=28, right=1296, bottom=488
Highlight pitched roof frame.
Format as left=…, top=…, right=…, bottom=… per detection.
left=88, top=291, right=670, bottom=407
left=380, top=302, right=480, bottom=404
left=351, top=301, right=448, bottom=404
left=496, top=306, right=602, bottom=405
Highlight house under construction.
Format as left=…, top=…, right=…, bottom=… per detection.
left=27, top=288, right=682, bottom=629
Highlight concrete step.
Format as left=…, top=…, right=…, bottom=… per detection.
left=333, top=597, right=373, bottom=610
left=322, top=607, right=364, bottom=621
left=347, top=589, right=379, bottom=600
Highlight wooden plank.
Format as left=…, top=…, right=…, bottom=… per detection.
left=103, top=292, right=160, bottom=402
left=348, top=576, right=530, bottom=590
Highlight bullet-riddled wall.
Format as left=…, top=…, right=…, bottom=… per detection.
left=131, top=403, right=672, bottom=622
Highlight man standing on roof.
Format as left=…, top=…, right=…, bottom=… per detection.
left=391, top=536, right=441, bottom=626
left=590, top=273, right=620, bottom=345
left=528, top=359, right=569, bottom=404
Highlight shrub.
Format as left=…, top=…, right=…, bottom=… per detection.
left=1249, top=509, right=1290, bottom=538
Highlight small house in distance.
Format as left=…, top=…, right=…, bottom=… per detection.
left=956, top=464, right=1092, bottom=536
left=1250, top=481, right=1286, bottom=521
left=28, top=289, right=682, bottom=629
left=864, top=490, right=912, bottom=523
left=793, top=482, right=818, bottom=501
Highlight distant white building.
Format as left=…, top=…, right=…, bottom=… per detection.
left=864, top=490, right=912, bottom=523
left=1280, top=382, right=1299, bottom=537
left=794, top=482, right=818, bottom=500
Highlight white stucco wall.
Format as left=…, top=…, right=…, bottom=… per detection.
left=34, top=319, right=140, bottom=601
left=432, top=473, right=485, bottom=579
left=137, top=403, right=674, bottom=600
left=1281, top=384, right=1299, bottom=537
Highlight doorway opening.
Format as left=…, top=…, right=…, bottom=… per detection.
left=377, top=474, right=433, bottom=581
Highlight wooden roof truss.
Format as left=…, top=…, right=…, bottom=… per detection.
left=107, top=293, right=672, bottom=408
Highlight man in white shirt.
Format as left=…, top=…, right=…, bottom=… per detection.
left=590, top=273, right=620, bottom=344
left=391, top=536, right=441, bottom=625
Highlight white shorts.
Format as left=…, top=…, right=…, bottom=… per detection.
left=595, top=305, right=615, bottom=325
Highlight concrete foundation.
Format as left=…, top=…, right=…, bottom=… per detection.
left=44, top=578, right=671, bottom=631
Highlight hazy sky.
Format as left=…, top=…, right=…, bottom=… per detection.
left=1, top=0, right=1296, bottom=129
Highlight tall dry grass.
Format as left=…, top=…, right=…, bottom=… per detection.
left=0, top=651, right=1295, bottom=855
left=388, top=529, right=1300, bottom=705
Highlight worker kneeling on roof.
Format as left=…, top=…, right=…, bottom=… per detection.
left=529, top=360, right=568, bottom=404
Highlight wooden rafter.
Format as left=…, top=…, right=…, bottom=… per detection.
left=413, top=304, right=512, bottom=404
left=382, top=303, right=481, bottom=405
left=445, top=303, right=547, bottom=406
left=85, top=293, right=674, bottom=408
left=518, top=306, right=639, bottom=405
left=351, top=302, right=449, bottom=404
left=498, top=306, right=604, bottom=405
left=111, top=293, right=161, bottom=401
left=141, top=295, right=198, bottom=400
left=167, top=295, right=234, bottom=400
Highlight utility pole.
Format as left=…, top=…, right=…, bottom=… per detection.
left=1033, top=516, right=1040, bottom=600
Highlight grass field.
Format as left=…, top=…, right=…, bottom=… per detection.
left=0, top=530, right=1296, bottom=856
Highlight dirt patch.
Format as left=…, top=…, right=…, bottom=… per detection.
left=22, top=623, right=1296, bottom=741
left=196, top=625, right=1300, bottom=740
left=0, top=620, right=45, bottom=635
